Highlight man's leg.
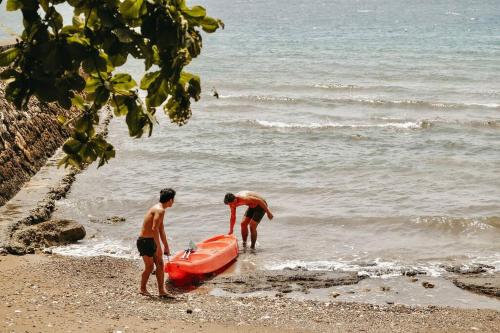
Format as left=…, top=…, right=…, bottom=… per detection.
left=240, top=217, right=251, bottom=246
left=140, top=256, right=154, bottom=295
left=153, top=250, right=167, bottom=295
left=249, top=220, right=258, bottom=249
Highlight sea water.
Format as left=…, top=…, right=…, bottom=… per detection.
left=1, top=1, right=500, bottom=278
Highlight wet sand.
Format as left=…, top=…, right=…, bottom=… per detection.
left=1, top=253, right=499, bottom=332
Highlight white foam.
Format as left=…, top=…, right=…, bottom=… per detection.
left=52, top=238, right=136, bottom=259
left=255, top=120, right=422, bottom=130
left=264, top=259, right=447, bottom=278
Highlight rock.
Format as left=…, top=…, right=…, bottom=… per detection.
left=402, top=269, right=426, bottom=277
left=0, top=247, right=8, bottom=255
left=330, top=292, right=340, bottom=298
left=422, top=282, right=434, bottom=289
left=443, top=264, right=493, bottom=275
left=10, top=219, right=85, bottom=252
left=410, top=278, right=418, bottom=282
left=186, top=309, right=193, bottom=314
left=452, top=273, right=500, bottom=298
left=380, top=286, right=390, bottom=292
left=89, top=216, right=126, bottom=225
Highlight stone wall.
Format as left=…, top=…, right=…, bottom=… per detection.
left=0, top=80, right=71, bottom=206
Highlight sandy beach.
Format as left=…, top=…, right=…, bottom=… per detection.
left=1, top=253, right=499, bottom=333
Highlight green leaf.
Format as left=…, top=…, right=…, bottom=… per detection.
left=82, top=53, right=109, bottom=74
left=110, top=95, right=129, bottom=116
left=0, top=47, right=19, bottom=66
left=6, top=0, right=21, bottom=11
left=200, top=17, right=221, bottom=33
left=111, top=73, right=136, bottom=92
left=146, top=81, right=168, bottom=107
left=119, top=0, right=145, bottom=19
left=62, top=138, right=83, bottom=154
left=93, top=86, right=110, bottom=105
left=113, top=28, right=134, bottom=43
left=39, top=0, right=49, bottom=12
left=140, top=71, right=160, bottom=90
left=181, top=5, right=206, bottom=18
left=74, top=116, right=91, bottom=133
left=67, top=34, right=90, bottom=46
left=0, top=68, right=19, bottom=80
left=109, top=53, right=128, bottom=67
left=85, top=76, right=102, bottom=93
left=47, top=7, right=64, bottom=32
left=74, top=131, right=88, bottom=142
left=125, top=102, right=144, bottom=137
left=71, top=94, right=85, bottom=110
left=72, top=15, right=84, bottom=29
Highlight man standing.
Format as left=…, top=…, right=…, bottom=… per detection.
left=224, top=191, right=273, bottom=249
left=137, top=188, right=175, bottom=297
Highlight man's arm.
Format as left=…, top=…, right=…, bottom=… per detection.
left=151, top=210, right=163, bottom=250
left=159, top=221, right=170, bottom=256
left=228, top=205, right=236, bottom=234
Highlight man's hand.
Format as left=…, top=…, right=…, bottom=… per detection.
left=163, top=247, right=171, bottom=256
left=267, top=211, right=274, bottom=220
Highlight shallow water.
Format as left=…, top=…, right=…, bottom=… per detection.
left=2, top=1, right=500, bottom=278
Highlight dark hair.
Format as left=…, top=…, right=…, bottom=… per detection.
left=160, top=188, right=176, bottom=203
left=224, top=192, right=236, bottom=204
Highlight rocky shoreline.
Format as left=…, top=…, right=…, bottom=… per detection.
left=0, top=79, right=71, bottom=207
left=0, top=107, right=113, bottom=255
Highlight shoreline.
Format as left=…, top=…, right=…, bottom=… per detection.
left=1, top=253, right=499, bottom=332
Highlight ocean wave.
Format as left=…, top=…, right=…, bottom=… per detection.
left=240, top=117, right=500, bottom=133
left=253, top=120, right=426, bottom=130
left=412, top=216, right=500, bottom=233
left=265, top=257, right=500, bottom=278
left=219, top=94, right=500, bottom=111
left=52, top=238, right=136, bottom=259
left=264, top=259, right=447, bottom=278
left=371, top=117, right=500, bottom=129
left=311, top=83, right=399, bottom=91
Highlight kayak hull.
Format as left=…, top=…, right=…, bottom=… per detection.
left=165, top=234, right=239, bottom=281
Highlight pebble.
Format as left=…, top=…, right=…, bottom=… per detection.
left=422, top=282, right=435, bottom=289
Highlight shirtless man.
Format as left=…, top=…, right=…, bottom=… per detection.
left=224, top=191, right=273, bottom=249
left=137, top=188, right=175, bottom=297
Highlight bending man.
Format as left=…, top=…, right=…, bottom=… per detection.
left=224, top=191, right=273, bottom=249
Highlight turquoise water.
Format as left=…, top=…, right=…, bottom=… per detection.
left=2, top=1, right=500, bottom=275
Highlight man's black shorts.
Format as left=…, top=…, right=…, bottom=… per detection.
left=244, top=205, right=266, bottom=223
left=137, top=237, right=156, bottom=257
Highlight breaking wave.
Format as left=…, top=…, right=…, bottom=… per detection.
left=253, top=120, right=426, bottom=130
left=218, top=94, right=500, bottom=111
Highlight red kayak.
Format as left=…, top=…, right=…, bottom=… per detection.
left=165, top=234, right=238, bottom=281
